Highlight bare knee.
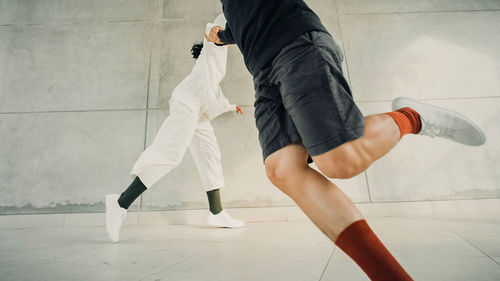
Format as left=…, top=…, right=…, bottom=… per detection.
left=265, top=161, right=303, bottom=194
left=264, top=145, right=309, bottom=194
left=265, top=163, right=283, bottom=187
left=265, top=159, right=308, bottom=196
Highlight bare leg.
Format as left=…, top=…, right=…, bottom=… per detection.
left=265, top=117, right=413, bottom=279
left=313, top=114, right=400, bottom=179
left=265, top=139, right=413, bottom=280
left=265, top=113, right=400, bottom=239
left=265, top=143, right=363, bottom=240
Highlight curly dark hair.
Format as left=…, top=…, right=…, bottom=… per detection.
left=191, top=42, right=204, bottom=60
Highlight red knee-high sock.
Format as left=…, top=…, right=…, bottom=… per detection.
left=385, top=107, right=421, bottom=138
left=335, top=220, right=413, bottom=281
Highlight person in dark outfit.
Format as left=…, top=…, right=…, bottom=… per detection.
left=206, top=1, right=486, bottom=280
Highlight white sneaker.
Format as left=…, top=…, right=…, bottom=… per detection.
left=207, top=210, right=245, bottom=228
left=392, top=97, right=486, bottom=146
left=105, top=194, right=127, bottom=242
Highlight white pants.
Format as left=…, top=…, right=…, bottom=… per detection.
left=131, top=100, right=224, bottom=191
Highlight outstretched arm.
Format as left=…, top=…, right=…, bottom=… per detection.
left=214, top=87, right=243, bottom=115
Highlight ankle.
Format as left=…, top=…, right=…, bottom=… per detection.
left=385, top=107, right=421, bottom=138
left=210, top=209, right=223, bottom=215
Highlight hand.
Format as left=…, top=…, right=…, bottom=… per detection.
left=236, top=105, right=244, bottom=115
left=206, top=26, right=224, bottom=44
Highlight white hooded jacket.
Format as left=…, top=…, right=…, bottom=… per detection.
left=170, top=14, right=236, bottom=120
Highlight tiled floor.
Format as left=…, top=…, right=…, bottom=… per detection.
left=1, top=213, right=499, bottom=281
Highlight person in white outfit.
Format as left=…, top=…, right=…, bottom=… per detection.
left=106, top=14, right=244, bottom=243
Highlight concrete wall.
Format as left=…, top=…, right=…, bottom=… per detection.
left=1, top=0, right=499, bottom=215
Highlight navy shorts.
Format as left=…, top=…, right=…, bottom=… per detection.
left=253, top=31, right=365, bottom=161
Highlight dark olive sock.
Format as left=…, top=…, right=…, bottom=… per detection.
left=206, top=189, right=223, bottom=215
left=118, top=177, right=147, bottom=209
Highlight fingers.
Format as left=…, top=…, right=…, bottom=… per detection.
left=207, top=27, right=216, bottom=42
left=207, top=26, right=224, bottom=44
left=236, top=106, right=244, bottom=115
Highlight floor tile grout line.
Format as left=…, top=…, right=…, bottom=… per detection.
left=2, top=23, right=10, bottom=98
left=335, top=2, right=370, bottom=210
left=433, top=217, right=500, bottom=266
left=0, top=19, right=151, bottom=27
left=2, top=196, right=500, bottom=219
left=242, top=124, right=255, bottom=154
left=147, top=0, right=164, bottom=110
left=37, top=231, right=225, bottom=278
left=1, top=8, right=497, bottom=27
left=359, top=196, right=500, bottom=204
left=48, top=258, right=149, bottom=275
left=364, top=171, right=373, bottom=203
left=355, top=96, right=500, bottom=103
left=0, top=105, right=259, bottom=115
left=138, top=241, right=222, bottom=280
left=336, top=0, right=373, bottom=204
left=140, top=90, right=150, bottom=212
left=144, top=0, right=158, bottom=140
left=140, top=110, right=149, bottom=213
left=119, top=233, right=227, bottom=245
left=334, top=0, right=353, bottom=88
left=139, top=26, right=152, bottom=213
left=337, top=8, right=500, bottom=16
left=333, top=0, right=493, bottom=207
left=139, top=0, right=158, bottom=213
left=318, top=247, right=336, bottom=281
left=0, top=108, right=147, bottom=115
left=2, top=95, right=496, bottom=115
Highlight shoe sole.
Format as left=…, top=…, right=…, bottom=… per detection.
left=207, top=222, right=245, bottom=229
left=392, top=97, right=486, bottom=146
left=207, top=220, right=245, bottom=228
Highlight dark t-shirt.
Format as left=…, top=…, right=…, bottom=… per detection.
left=218, top=0, right=328, bottom=76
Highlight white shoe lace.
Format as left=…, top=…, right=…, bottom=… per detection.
left=421, top=117, right=439, bottom=138
left=422, top=116, right=461, bottom=141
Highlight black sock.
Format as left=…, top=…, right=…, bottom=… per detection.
left=206, top=189, right=223, bottom=215
left=118, top=177, right=147, bottom=209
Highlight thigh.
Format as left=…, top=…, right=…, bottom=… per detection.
left=189, top=117, right=221, bottom=162
left=253, top=75, right=302, bottom=162
left=152, top=100, right=198, bottom=144
left=264, top=142, right=309, bottom=170
left=147, top=100, right=200, bottom=161
left=131, top=100, right=200, bottom=182
left=189, top=117, right=225, bottom=188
